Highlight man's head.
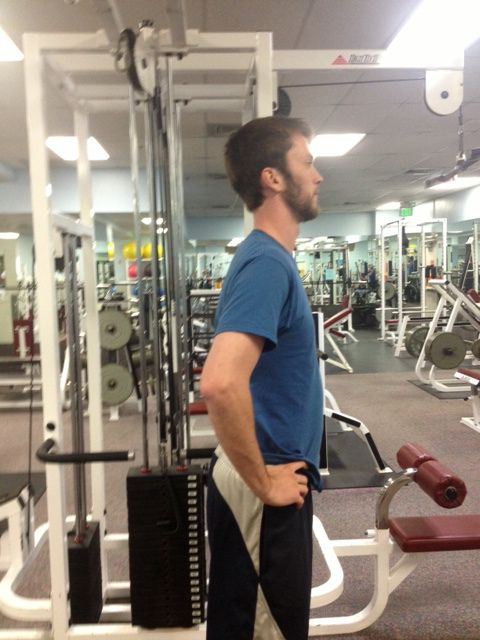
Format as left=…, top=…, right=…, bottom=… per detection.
left=224, top=116, right=321, bottom=220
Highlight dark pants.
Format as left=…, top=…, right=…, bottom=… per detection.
left=207, top=453, right=313, bottom=640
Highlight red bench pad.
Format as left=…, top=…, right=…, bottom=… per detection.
left=189, top=401, right=208, bottom=415
left=323, top=308, right=352, bottom=330
left=389, top=515, right=480, bottom=552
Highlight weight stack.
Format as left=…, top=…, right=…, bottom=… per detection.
left=127, top=466, right=206, bottom=628
left=67, top=521, right=103, bottom=623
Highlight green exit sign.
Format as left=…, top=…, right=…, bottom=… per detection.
left=400, top=206, right=413, bottom=217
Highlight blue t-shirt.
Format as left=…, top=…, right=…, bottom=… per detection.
left=214, top=230, right=323, bottom=490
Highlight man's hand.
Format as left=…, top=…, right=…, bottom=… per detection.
left=261, top=461, right=310, bottom=509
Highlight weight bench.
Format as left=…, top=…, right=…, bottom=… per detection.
left=323, top=308, right=356, bottom=373
left=386, top=442, right=480, bottom=552
left=454, top=367, right=480, bottom=434
left=308, top=441, right=480, bottom=636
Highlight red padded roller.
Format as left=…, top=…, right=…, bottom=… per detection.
left=396, top=442, right=436, bottom=470
left=414, top=460, right=466, bottom=509
left=467, top=288, right=480, bottom=303
left=189, top=401, right=208, bottom=415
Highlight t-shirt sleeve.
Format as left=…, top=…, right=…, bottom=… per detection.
left=214, top=255, right=290, bottom=349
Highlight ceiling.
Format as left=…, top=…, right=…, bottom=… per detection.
left=2, top=0, right=480, bottom=237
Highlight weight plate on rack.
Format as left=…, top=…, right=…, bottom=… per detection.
left=405, top=326, right=429, bottom=358
left=101, top=363, right=134, bottom=406
left=384, top=282, right=397, bottom=302
left=471, top=338, right=480, bottom=360
left=99, top=309, right=132, bottom=351
left=425, top=331, right=466, bottom=369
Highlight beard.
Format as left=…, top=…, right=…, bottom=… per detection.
left=283, top=173, right=320, bottom=223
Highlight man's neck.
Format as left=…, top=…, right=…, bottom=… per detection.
left=253, top=197, right=298, bottom=253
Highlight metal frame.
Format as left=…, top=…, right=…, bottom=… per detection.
left=13, top=23, right=274, bottom=640
left=414, top=280, right=480, bottom=394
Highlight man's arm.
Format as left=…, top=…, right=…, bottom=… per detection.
left=200, top=331, right=308, bottom=508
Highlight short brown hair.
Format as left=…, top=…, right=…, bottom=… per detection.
left=224, top=116, right=312, bottom=211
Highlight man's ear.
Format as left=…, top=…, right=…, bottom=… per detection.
left=260, top=167, right=284, bottom=192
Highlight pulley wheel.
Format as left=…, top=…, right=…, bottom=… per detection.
left=405, top=326, right=429, bottom=358
left=471, top=338, right=480, bottom=360
left=101, top=363, right=134, bottom=405
left=131, top=347, right=154, bottom=367
left=384, top=282, right=396, bottom=302
left=99, top=309, right=132, bottom=351
left=425, top=332, right=466, bottom=369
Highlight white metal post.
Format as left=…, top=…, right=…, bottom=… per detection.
left=396, top=220, right=403, bottom=346
left=474, top=222, right=479, bottom=292
left=23, top=33, right=70, bottom=637
left=74, top=109, right=108, bottom=588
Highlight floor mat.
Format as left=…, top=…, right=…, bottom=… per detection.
left=407, top=378, right=468, bottom=399
left=321, top=428, right=396, bottom=490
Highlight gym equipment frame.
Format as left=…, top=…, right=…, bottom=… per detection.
left=414, top=280, right=480, bottom=394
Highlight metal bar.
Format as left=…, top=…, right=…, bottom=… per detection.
left=166, top=0, right=188, bottom=47
left=51, top=212, right=93, bottom=238
left=23, top=33, right=71, bottom=635
left=162, top=56, right=184, bottom=463
left=36, top=438, right=134, bottom=463
left=62, top=234, right=87, bottom=541
left=129, top=88, right=150, bottom=471
left=145, top=93, right=168, bottom=467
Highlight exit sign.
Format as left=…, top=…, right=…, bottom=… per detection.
left=400, top=206, right=413, bottom=217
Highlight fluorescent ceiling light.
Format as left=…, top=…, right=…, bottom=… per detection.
left=427, top=177, right=480, bottom=192
left=227, top=237, right=244, bottom=247
left=376, top=201, right=401, bottom=211
left=0, top=28, right=23, bottom=61
left=46, top=136, right=109, bottom=161
left=0, top=232, right=19, bottom=239
left=141, top=217, right=163, bottom=225
left=310, top=134, right=365, bottom=158
left=386, top=0, right=480, bottom=65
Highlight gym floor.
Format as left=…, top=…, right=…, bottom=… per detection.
left=0, top=327, right=478, bottom=639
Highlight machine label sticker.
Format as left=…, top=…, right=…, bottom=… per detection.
left=332, top=53, right=380, bottom=65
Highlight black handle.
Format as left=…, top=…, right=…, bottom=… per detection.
left=36, top=438, right=135, bottom=464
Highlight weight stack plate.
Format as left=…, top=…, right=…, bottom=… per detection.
left=68, top=521, right=103, bottom=624
left=127, top=466, right=206, bottom=629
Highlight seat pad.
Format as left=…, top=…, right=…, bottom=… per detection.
left=389, top=515, right=480, bottom=552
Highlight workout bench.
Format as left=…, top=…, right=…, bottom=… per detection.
left=323, top=307, right=357, bottom=373
left=454, top=367, right=480, bottom=434
left=308, top=441, right=480, bottom=635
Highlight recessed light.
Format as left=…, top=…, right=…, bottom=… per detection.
left=310, top=134, right=365, bottom=158
left=46, top=136, right=109, bottom=161
left=427, top=177, right=480, bottom=192
left=0, top=28, right=23, bottom=61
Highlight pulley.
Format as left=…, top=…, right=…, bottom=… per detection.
left=424, top=332, right=466, bottom=369
left=405, top=326, right=429, bottom=358
left=384, top=282, right=397, bottom=302
left=99, top=309, right=133, bottom=351
left=101, top=363, right=134, bottom=406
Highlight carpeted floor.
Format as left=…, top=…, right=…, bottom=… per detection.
left=0, top=336, right=479, bottom=638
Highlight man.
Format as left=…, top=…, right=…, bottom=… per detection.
left=200, top=116, right=324, bottom=640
